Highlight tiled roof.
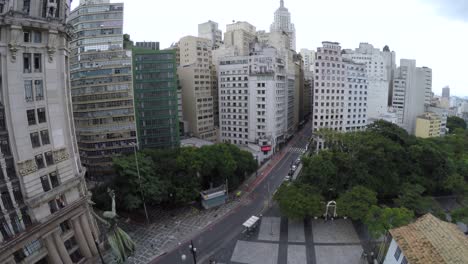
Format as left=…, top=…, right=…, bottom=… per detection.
left=389, top=214, right=468, bottom=264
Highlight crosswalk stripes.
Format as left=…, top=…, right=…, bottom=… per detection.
left=288, top=147, right=306, bottom=154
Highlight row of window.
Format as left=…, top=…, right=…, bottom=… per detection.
left=24, top=80, right=44, bottom=102
left=40, top=171, right=60, bottom=192
left=23, top=53, right=42, bottom=73
left=30, top=130, right=50, bottom=148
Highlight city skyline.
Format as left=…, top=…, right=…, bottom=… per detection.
left=72, top=0, right=468, bottom=97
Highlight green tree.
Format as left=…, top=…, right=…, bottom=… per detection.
left=364, top=206, right=414, bottom=238
left=394, top=183, right=433, bottom=215
left=337, top=186, right=377, bottom=221
left=113, top=153, right=170, bottom=210
left=447, top=116, right=467, bottom=133
left=274, top=184, right=324, bottom=219
left=451, top=207, right=468, bottom=224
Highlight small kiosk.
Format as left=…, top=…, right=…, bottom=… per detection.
left=200, top=185, right=227, bottom=210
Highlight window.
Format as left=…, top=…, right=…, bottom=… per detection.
left=50, top=172, right=60, bottom=188
left=394, top=246, right=402, bottom=260
left=59, top=220, right=71, bottom=233
left=30, top=132, right=41, bottom=148
left=401, top=256, right=408, bottom=264
left=33, top=54, right=42, bottom=73
left=40, top=130, right=50, bottom=145
left=35, top=80, right=44, bottom=101
left=24, top=80, right=33, bottom=102
left=48, top=200, right=58, bottom=213
left=37, top=108, right=46, bottom=123
left=22, top=0, right=31, bottom=13
left=45, top=151, right=54, bottom=166
left=35, top=154, right=45, bottom=169
left=40, top=175, right=51, bottom=192
left=27, top=109, right=36, bottom=125
left=23, top=53, right=32, bottom=73
left=33, top=31, right=42, bottom=43
left=23, top=31, right=31, bottom=43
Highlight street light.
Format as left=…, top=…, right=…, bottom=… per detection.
left=189, top=240, right=197, bottom=264
left=131, top=142, right=150, bottom=224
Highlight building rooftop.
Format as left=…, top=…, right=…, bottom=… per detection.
left=389, top=214, right=468, bottom=264
left=180, top=137, right=214, bottom=148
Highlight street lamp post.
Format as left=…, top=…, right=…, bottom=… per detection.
left=189, top=240, right=197, bottom=264
left=132, top=143, right=150, bottom=224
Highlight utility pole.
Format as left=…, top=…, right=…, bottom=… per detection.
left=189, top=240, right=197, bottom=264
left=133, top=143, right=150, bottom=224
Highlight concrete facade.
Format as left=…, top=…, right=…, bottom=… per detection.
left=0, top=1, right=99, bottom=263
left=392, top=59, right=432, bottom=134
left=343, top=43, right=393, bottom=120
left=312, top=42, right=368, bottom=134
left=270, top=0, right=296, bottom=51
left=198, top=20, right=222, bottom=49
left=224, top=21, right=256, bottom=56
left=218, top=45, right=287, bottom=157
left=69, top=0, right=137, bottom=179
left=415, top=112, right=441, bottom=138
left=177, top=36, right=217, bottom=141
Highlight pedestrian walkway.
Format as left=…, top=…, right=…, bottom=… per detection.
left=229, top=217, right=364, bottom=264
left=288, top=147, right=306, bottom=154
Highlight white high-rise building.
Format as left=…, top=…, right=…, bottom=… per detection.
left=392, top=59, right=432, bottom=134
left=270, top=0, right=296, bottom=51
left=300, top=49, right=316, bottom=72
left=312, top=42, right=368, bottom=134
left=342, top=43, right=394, bottom=120
left=218, top=45, right=287, bottom=159
left=198, top=20, right=223, bottom=49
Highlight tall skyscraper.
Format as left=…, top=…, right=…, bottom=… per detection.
left=342, top=43, right=394, bottom=120
left=198, top=20, right=223, bottom=49
left=312, top=42, right=368, bottom=135
left=218, top=44, right=287, bottom=160
left=177, top=36, right=217, bottom=141
left=69, top=0, right=137, bottom=179
left=0, top=1, right=99, bottom=263
left=270, top=0, right=296, bottom=51
left=132, top=45, right=180, bottom=149
left=392, top=59, right=432, bottom=134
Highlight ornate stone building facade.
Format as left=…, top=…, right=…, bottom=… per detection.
left=0, top=1, right=99, bottom=263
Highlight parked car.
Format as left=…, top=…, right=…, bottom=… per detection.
left=294, top=157, right=301, bottom=166
left=291, top=165, right=297, bottom=171
left=284, top=175, right=291, bottom=181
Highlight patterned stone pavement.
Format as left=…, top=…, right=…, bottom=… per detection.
left=102, top=197, right=250, bottom=264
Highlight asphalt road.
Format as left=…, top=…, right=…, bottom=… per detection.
left=153, top=121, right=312, bottom=264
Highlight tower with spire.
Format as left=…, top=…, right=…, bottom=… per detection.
left=270, top=0, right=296, bottom=51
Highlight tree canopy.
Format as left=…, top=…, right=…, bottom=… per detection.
left=109, top=144, right=257, bottom=211
left=337, top=186, right=377, bottom=221
left=447, top=116, right=467, bottom=133
left=274, top=184, right=324, bottom=219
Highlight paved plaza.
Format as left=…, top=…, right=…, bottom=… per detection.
left=228, top=217, right=364, bottom=264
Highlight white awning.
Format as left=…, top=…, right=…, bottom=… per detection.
left=242, top=216, right=260, bottom=228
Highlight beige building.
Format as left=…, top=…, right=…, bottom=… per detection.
left=224, top=21, right=256, bottom=56
left=0, top=1, right=100, bottom=263
left=415, top=112, right=441, bottom=138
left=177, top=36, right=217, bottom=141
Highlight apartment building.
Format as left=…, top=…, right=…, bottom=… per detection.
left=392, top=59, right=432, bottom=134
left=69, top=0, right=137, bottom=179
left=177, top=36, right=217, bottom=141
left=198, top=20, right=223, bottom=49
left=218, top=44, right=287, bottom=159
left=312, top=42, right=368, bottom=133
left=224, top=21, right=256, bottom=56
left=0, top=1, right=100, bottom=263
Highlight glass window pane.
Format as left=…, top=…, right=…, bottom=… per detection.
left=35, top=80, right=44, bottom=101
left=35, top=155, right=45, bottom=169
left=26, top=110, right=36, bottom=125
left=40, top=175, right=51, bottom=192
left=30, top=132, right=40, bottom=148
left=45, top=151, right=54, bottom=166
left=24, top=80, right=33, bottom=102
left=40, top=130, right=50, bottom=145
left=37, top=108, right=46, bottom=123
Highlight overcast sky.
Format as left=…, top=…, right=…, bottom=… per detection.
left=72, top=0, right=468, bottom=97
